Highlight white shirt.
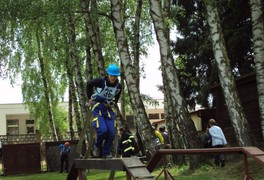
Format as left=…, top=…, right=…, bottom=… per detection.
left=209, top=125, right=227, bottom=146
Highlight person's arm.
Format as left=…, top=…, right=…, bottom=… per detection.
left=114, top=83, right=122, bottom=104
left=86, top=78, right=103, bottom=104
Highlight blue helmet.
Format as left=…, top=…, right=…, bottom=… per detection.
left=106, top=64, right=120, bottom=76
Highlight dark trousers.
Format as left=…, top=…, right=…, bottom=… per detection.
left=60, top=154, right=69, bottom=173
left=213, top=145, right=224, bottom=166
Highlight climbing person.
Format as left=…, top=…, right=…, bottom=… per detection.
left=208, top=119, right=227, bottom=167
left=86, top=64, right=122, bottom=159
left=59, top=142, right=71, bottom=173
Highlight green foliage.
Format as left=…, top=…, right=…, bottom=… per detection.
left=1, top=159, right=264, bottom=180
left=0, top=0, right=156, bottom=135
left=172, top=0, right=254, bottom=108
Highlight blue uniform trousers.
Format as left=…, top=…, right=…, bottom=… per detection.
left=91, top=102, right=115, bottom=157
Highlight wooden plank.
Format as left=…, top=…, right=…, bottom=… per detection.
left=146, top=152, right=162, bottom=172
left=122, top=158, right=146, bottom=168
left=122, top=157, right=154, bottom=180
left=242, top=147, right=264, bottom=156
left=128, top=167, right=154, bottom=178
left=157, top=147, right=243, bottom=155
left=75, top=158, right=124, bottom=171
left=252, top=155, right=264, bottom=165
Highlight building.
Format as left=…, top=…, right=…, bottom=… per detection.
left=211, top=73, right=263, bottom=145
left=0, top=99, right=204, bottom=138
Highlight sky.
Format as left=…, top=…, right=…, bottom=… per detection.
left=0, top=44, right=163, bottom=104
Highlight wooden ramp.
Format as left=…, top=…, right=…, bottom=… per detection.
left=75, top=157, right=154, bottom=180
left=122, top=158, right=154, bottom=180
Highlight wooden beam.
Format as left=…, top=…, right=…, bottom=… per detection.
left=157, top=147, right=244, bottom=155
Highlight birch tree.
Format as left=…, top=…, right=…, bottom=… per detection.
left=204, top=1, right=253, bottom=146
left=249, top=0, right=264, bottom=139
left=35, top=28, right=58, bottom=141
left=111, top=0, right=157, bottom=157
left=149, top=0, right=201, bottom=168
left=80, top=0, right=106, bottom=76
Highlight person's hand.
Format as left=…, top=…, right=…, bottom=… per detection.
left=86, top=99, right=93, bottom=107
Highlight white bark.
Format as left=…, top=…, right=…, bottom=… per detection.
left=205, top=3, right=252, bottom=146
left=149, top=0, right=201, bottom=168
left=149, top=0, right=200, bottom=157
left=249, top=0, right=264, bottom=139
left=110, top=0, right=157, bottom=156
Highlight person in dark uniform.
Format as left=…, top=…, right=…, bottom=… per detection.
left=118, top=128, right=137, bottom=157
left=86, top=64, right=122, bottom=159
left=59, top=142, right=70, bottom=173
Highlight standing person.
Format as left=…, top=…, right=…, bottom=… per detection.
left=86, top=64, right=122, bottom=159
left=152, top=125, right=164, bottom=148
left=208, top=119, right=227, bottom=167
left=203, top=127, right=212, bottom=148
left=118, top=128, right=137, bottom=157
left=159, top=126, right=171, bottom=148
left=59, top=142, right=71, bottom=173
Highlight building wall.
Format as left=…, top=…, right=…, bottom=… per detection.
left=0, top=100, right=203, bottom=135
left=0, top=103, right=32, bottom=135
left=6, top=114, right=33, bottom=134
left=0, top=102, right=70, bottom=136
left=211, top=73, right=262, bottom=144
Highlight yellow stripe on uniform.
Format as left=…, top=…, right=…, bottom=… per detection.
left=107, top=110, right=111, bottom=117
left=92, top=102, right=100, bottom=111
left=92, top=117, right=99, bottom=128
left=124, top=146, right=134, bottom=153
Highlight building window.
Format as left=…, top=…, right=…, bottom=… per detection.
left=161, top=113, right=165, bottom=119
left=148, top=113, right=160, bottom=119
left=7, top=119, right=19, bottom=135
left=26, top=120, right=34, bottom=134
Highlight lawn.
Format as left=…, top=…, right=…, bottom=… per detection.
left=0, top=158, right=264, bottom=180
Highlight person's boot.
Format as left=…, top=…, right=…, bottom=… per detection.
left=92, top=145, right=101, bottom=157
left=214, top=159, right=220, bottom=166
left=220, top=160, right=225, bottom=167
left=102, top=154, right=113, bottom=159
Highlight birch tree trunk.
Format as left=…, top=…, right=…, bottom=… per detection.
left=64, top=40, right=82, bottom=136
left=205, top=2, right=253, bottom=146
left=36, top=29, right=58, bottom=141
left=80, top=0, right=106, bottom=76
left=149, top=0, right=200, bottom=169
left=111, top=0, right=157, bottom=157
left=68, top=85, right=74, bottom=140
left=249, top=0, right=264, bottom=139
left=67, top=12, right=92, bottom=147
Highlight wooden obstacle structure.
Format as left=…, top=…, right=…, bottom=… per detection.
left=146, top=147, right=264, bottom=180
left=73, top=147, right=264, bottom=180
left=75, top=157, right=154, bottom=180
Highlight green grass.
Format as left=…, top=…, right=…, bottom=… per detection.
left=0, top=158, right=264, bottom=180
